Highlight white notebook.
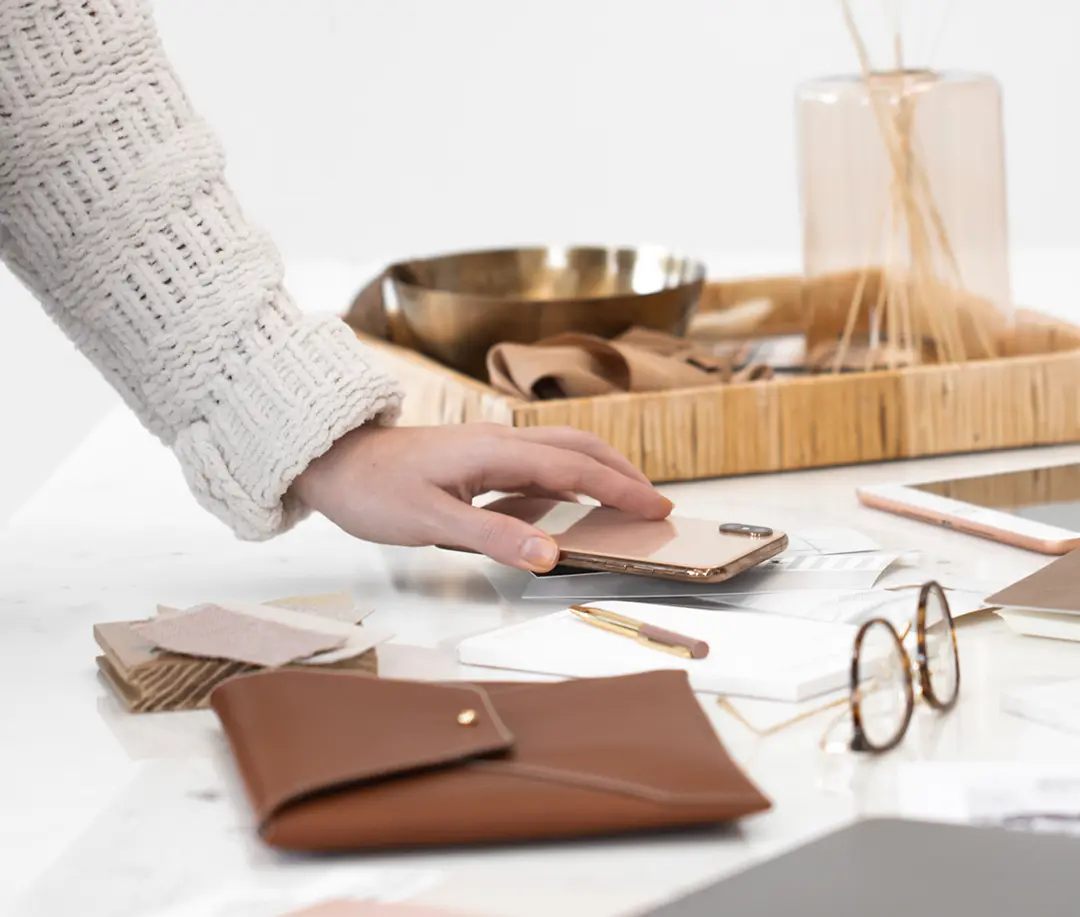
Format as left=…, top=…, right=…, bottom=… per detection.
left=456, top=601, right=858, bottom=702
left=996, top=607, right=1080, bottom=643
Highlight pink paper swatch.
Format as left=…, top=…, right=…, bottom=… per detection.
left=285, top=901, right=476, bottom=917
left=134, top=603, right=345, bottom=667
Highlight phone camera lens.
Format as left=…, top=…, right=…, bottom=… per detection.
left=719, top=523, right=774, bottom=538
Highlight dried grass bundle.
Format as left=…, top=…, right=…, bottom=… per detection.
left=824, top=0, right=1006, bottom=371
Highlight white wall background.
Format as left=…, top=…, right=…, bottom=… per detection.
left=1, top=0, right=1078, bottom=524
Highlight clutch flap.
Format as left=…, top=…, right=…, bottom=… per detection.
left=460, top=671, right=771, bottom=806
left=210, top=669, right=514, bottom=821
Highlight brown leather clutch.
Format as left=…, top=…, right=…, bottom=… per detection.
left=210, top=668, right=771, bottom=852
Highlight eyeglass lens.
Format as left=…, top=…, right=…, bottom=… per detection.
left=855, top=619, right=912, bottom=750
left=922, top=585, right=960, bottom=707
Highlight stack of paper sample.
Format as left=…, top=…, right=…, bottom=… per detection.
left=985, top=548, right=1080, bottom=642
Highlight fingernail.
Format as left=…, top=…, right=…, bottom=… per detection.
left=522, top=536, right=559, bottom=571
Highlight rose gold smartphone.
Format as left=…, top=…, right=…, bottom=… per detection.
left=857, top=462, right=1080, bottom=555
left=464, top=496, right=788, bottom=582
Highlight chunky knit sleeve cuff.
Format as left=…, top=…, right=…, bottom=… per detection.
left=173, top=308, right=402, bottom=540
left=0, top=0, right=404, bottom=539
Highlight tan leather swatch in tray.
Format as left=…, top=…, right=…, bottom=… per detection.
left=487, top=327, right=772, bottom=401
left=210, top=668, right=770, bottom=852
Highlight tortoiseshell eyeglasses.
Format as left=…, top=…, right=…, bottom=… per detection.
left=719, top=581, right=961, bottom=753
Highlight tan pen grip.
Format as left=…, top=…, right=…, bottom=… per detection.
left=639, top=624, right=710, bottom=659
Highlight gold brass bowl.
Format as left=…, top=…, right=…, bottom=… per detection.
left=345, top=246, right=707, bottom=379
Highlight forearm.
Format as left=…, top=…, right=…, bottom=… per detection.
left=0, top=0, right=402, bottom=539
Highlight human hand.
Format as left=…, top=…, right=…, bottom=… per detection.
left=291, top=423, right=673, bottom=572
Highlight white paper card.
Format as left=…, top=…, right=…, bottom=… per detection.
left=897, top=761, right=1080, bottom=834
left=707, top=586, right=990, bottom=627
left=456, top=601, right=858, bottom=702
left=521, top=551, right=898, bottom=601
left=783, top=527, right=882, bottom=555
left=996, top=607, right=1080, bottom=643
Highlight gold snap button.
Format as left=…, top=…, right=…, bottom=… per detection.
left=457, top=709, right=478, bottom=726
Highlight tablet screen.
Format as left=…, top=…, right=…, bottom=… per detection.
left=912, top=462, right=1080, bottom=530
left=643, top=818, right=1077, bottom=917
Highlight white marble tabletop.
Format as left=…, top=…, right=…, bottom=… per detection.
left=6, top=249, right=1080, bottom=917
left=6, top=405, right=1080, bottom=917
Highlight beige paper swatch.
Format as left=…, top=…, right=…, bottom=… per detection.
left=265, top=590, right=371, bottom=624
left=134, top=603, right=346, bottom=668
left=157, top=591, right=368, bottom=624
left=208, top=599, right=392, bottom=665
left=151, top=595, right=391, bottom=666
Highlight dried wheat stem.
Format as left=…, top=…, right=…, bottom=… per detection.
left=888, top=57, right=912, bottom=368
left=908, top=143, right=999, bottom=358
left=837, top=0, right=994, bottom=365
left=834, top=197, right=889, bottom=373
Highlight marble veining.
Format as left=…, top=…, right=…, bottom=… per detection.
left=7, top=396, right=1080, bottom=915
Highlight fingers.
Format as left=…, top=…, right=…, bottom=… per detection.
left=479, top=440, right=673, bottom=521
left=509, top=426, right=652, bottom=486
left=430, top=493, right=561, bottom=572
left=514, top=486, right=581, bottom=503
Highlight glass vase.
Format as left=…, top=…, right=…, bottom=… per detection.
left=796, top=70, right=1012, bottom=365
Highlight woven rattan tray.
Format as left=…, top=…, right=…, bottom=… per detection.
left=352, top=273, right=1080, bottom=482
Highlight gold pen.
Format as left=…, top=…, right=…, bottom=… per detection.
left=570, top=605, right=710, bottom=660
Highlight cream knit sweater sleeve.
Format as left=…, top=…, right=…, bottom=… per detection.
left=0, top=0, right=403, bottom=540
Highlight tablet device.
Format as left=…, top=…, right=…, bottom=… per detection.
left=643, top=818, right=1080, bottom=917
left=856, top=462, right=1080, bottom=554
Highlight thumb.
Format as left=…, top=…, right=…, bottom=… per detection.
left=432, top=495, right=560, bottom=572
